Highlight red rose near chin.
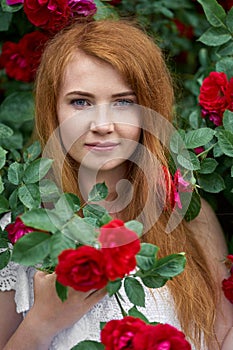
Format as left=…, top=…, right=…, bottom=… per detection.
left=55, top=246, right=108, bottom=291
left=101, top=316, right=146, bottom=350
left=222, top=274, right=233, bottom=304
left=133, top=323, right=192, bottom=350
left=99, top=219, right=140, bottom=280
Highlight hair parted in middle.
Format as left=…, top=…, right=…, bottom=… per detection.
left=35, top=19, right=217, bottom=349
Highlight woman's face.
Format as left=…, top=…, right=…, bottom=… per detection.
left=57, top=50, right=141, bottom=173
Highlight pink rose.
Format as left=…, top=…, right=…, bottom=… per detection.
left=6, top=217, right=34, bottom=244
left=0, top=31, right=49, bottom=82
left=55, top=246, right=108, bottom=291
left=99, top=219, right=140, bottom=280
left=68, top=0, right=97, bottom=16
left=6, top=0, right=24, bottom=4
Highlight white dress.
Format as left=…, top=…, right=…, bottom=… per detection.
left=0, top=214, right=202, bottom=350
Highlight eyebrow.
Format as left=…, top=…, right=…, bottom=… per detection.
left=66, top=90, right=136, bottom=98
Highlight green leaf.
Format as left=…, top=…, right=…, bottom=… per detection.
left=50, top=232, right=76, bottom=263
left=217, top=130, right=233, bottom=157
left=0, top=250, right=11, bottom=269
left=136, top=243, right=159, bottom=271
left=141, top=275, right=168, bottom=288
left=198, top=173, right=226, bottom=193
left=226, top=6, right=233, bottom=33
left=54, top=194, right=78, bottom=222
left=185, top=128, right=215, bottom=148
left=0, top=238, right=9, bottom=249
left=197, top=0, right=226, bottom=27
left=107, top=279, right=122, bottom=297
left=88, top=182, right=108, bottom=202
left=184, top=191, right=201, bottom=222
left=8, top=162, right=24, bottom=185
left=61, top=216, right=97, bottom=245
left=124, top=277, right=145, bottom=307
left=21, top=208, right=58, bottom=233
left=23, top=158, right=53, bottom=184
left=128, top=306, right=150, bottom=323
left=0, top=92, right=34, bottom=124
left=18, top=184, right=41, bottom=209
left=152, top=253, right=186, bottom=278
left=11, top=232, right=51, bottom=265
left=216, top=58, right=233, bottom=79
left=198, top=27, right=231, bottom=46
left=83, top=204, right=111, bottom=227
left=223, top=110, right=233, bottom=133
left=0, top=195, right=9, bottom=214
left=94, top=0, right=118, bottom=20
left=55, top=280, right=68, bottom=302
left=0, top=176, right=3, bottom=194
left=71, top=341, right=104, bottom=350
left=0, top=9, right=12, bottom=31
left=199, top=158, right=218, bottom=174
left=0, top=123, right=13, bottom=138
left=0, top=147, right=7, bottom=170
left=1, top=0, right=23, bottom=12
left=39, top=179, right=60, bottom=203
left=170, top=130, right=186, bottom=154
left=23, top=141, right=41, bottom=163
left=177, top=151, right=200, bottom=171
left=125, top=220, right=143, bottom=237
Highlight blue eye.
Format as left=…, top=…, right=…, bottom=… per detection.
left=113, top=99, right=134, bottom=107
left=70, top=99, right=91, bottom=109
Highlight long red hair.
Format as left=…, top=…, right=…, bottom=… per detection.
left=35, top=19, right=218, bottom=348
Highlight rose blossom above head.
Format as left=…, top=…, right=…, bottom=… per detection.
left=68, top=0, right=97, bottom=17
left=99, top=219, right=141, bottom=280
left=0, top=31, right=49, bottom=82
left=5, top=217, right=34, bottom=244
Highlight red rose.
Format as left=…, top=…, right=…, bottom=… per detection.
left=173, top=19, right=194, bottom=39
left=99, top=219, right=140, bottom=280
left=226, top=77, right=233, bottom=111
left=101, top=316, right=146, bottom=350
left=134, top=323, right=191, bottom=350
left=199, top=72, right=229, bottom=125
left=218, top=0, right=233, bottom=10
left=55, top=246, right=108, bottom=291
left=24, top=0, right=70, bottom=32
left=6, top=217, right=34, bottom=244
left=108, top=0, right=121, bottom=5
left=222, top=274, right=233, bottom=304
left=0, top=31, right=49, bottom=82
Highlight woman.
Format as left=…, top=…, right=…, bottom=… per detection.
left=0, top=19, right=233, bottom=350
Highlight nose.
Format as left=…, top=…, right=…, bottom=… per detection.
left=90, top=104, right=114, bottom=135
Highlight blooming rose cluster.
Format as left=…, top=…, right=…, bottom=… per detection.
left=199, top=71, right=233, bottom=126
left=55, top=219, right=141, bottom=291
left=101, top=316, right=191, bottom=350
left=0, top=31, right=49, bottom=82
left=222, top=254, right=233, bottom=304
left=1, top=0, right=97, bottom=82
left=163, top=167, right=191, bottom=210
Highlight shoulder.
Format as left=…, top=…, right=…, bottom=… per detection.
left=187, top=198, right=228, bottom=259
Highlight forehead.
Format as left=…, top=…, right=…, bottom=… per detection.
left=60, top=50, right=130, bottom=92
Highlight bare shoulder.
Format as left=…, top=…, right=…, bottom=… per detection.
left=186, top=198, right=228, bottom=261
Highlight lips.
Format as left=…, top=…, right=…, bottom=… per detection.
left=85, top=142, right=120, bottom=151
